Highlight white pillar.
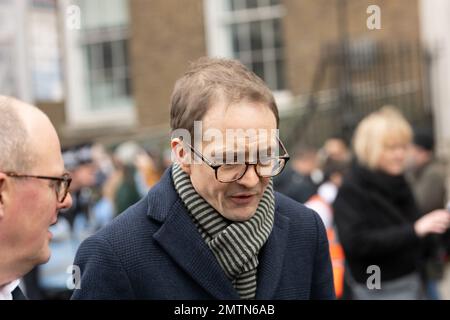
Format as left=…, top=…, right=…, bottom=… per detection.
left=420, top=0, right=450, bottom=158
left=420, top=0, right=450, bottom=201
left=0, top=0, right=32, bottom=102
left=14, top=0, right=32, bottom=103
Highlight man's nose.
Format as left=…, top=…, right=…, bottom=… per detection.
left=59, top=192, right=73, bottom=211
left=236, top=165, right=260, bottom=188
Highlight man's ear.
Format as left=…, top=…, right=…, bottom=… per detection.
left=0, top=173, right=7, bottom=219
left=170, top=138, right=191, bottom=175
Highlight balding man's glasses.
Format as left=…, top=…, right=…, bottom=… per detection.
left=2, top=172, right=72, bottom=203
left=182, top=137, right=290, bottom=183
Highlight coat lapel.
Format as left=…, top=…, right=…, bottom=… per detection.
left=149, top=168, right=239, bottom=299
left=255, top=201, right=290, bottom=300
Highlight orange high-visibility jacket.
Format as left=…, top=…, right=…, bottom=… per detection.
left=307, top=195, right=345, bottom=298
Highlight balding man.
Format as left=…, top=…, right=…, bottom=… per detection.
left=0, top=96, right=73, bottom=300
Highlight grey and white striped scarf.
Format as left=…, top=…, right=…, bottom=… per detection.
left=172, top=163, right=275, bottom=299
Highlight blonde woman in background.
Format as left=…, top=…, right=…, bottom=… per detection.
left=333, top=106, right=450, bottom=299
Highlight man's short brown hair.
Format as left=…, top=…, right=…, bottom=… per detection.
left=170, top=57, right=279, bottom=140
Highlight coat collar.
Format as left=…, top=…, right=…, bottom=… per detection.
left=147, top=167, right=290, bottom=299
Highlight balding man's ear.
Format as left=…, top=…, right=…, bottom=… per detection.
left=171, top=138, right=191, bottom=175
left=0, top=174, right=6, bottom=219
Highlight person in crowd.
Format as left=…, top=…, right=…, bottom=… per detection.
left=0, top=96, right=73, bottom=300
left=406, top=129, right=448, bottom=299
left=113, top=141, right=150, bottom=214
left=135, top=148, right=162, bottom=191
left=62, top=145, right=98, bottom=229
left=319, top=137, right=351, bottom=163
left=306, top=157, right=350, bottom=299
left=274, top=144, right=321, bottom=203
left=333, top=106, right=450, bottom=299
left=71, top=57, right=335, bottom=299
left=407, top=129, right=447, bottom=217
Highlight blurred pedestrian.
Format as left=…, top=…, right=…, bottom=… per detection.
left=334, top=107, right=450, bottom=300
left=407, top=129, right=447, bottom=216
left=274, top=144, right=320, bottom=203
left=113, top=141, right=147, bottom=214
left=306, top=156, right=349, bottom=299
left=320, top=137, right=351, bottom=163
left=406, top=128, right=448, bottom=299
left=0, top=96, right=72, bottom=300
left=62, top=144, right=97, bottom=229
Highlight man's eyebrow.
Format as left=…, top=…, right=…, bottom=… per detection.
left=212, top=148, right=278, bottom=161
left=211, top=151, right=245, bottom=161
left=258, top=145, right=275, bottom=152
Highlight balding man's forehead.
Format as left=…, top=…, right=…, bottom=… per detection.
left=0, top=96, right=18, bottom=113
left=0, top=96, right=34, bottom=172
left=27, top=120, right=64, bottom=175
left=0, top=95, right=50, bottom=130
left=0, top=95, right=62, bottom=173
left=0, top=95, right=29, bottom=109
left=0, top=95, right=9, bottom=106
left=11, top=103, right=53, bottom=134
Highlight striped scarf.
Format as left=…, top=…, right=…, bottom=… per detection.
left=172, top=163, right=275, bottom=299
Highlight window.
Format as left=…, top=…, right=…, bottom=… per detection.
left=30, top=0, right=64, bottom=102
left=205, top=0, right=286, bottom=91
left=78, top=0, right=132, bottom=110
left=63, top=0, right=135, bottom=127
left=0, top=0, right=31, bottom=101
left=84, top=37, right=131, bottom=110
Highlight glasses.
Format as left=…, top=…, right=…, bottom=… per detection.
left=182, top=137, right=290, bottom=183
left=3, top=172, right=72, bottom=203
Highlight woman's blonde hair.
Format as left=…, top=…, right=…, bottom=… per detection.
left=353, top=106, right=412, bottom=169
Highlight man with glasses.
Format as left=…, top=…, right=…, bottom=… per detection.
left=72, top=58, right=334, bottom=299
left=0, top=96, right=73, bottom=300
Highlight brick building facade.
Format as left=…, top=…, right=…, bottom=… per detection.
left=24, top=0, right=424, bottom=148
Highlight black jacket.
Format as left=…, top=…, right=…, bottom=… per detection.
left=333, top=162, right=422, bottom=284
left=274, top=165, right=318, bottom=204
left=71, top=167, right=335, bottom=299
left=12, top=287, right=27, bottom=300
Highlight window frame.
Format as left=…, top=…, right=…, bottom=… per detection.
left=61, top=0, right=135, bottom=129
left=203, top=0, right=290, bottom=97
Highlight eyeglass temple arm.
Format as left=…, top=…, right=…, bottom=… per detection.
left=277, top=136, right=290, bottom=158
left=179, top=138, right=216, bottom=167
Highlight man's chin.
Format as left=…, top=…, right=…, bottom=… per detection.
left=222, top=207, right=257, bottom=222
left=35, top=245, right=51, bottom=265
left=22, top=246, right=51, bottom=278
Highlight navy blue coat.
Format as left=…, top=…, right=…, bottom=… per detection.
left=71, top=168, right=335, bottom=300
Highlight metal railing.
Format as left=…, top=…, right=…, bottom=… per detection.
left=281, top=40, right=434, bottom=150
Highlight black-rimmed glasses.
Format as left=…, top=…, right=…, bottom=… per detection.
left=182, top=137, right=290, bottom=183
left=3, top=172, right=72, bottom=203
